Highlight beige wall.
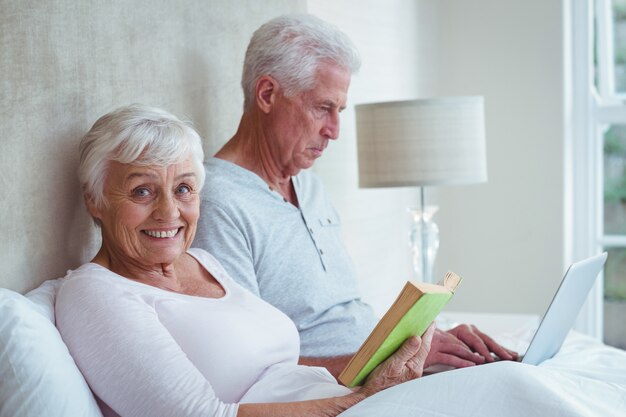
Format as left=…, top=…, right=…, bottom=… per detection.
left=309, top=0, right=566, bottom=317
left=0, top=0, right=305, bottom=293
left=426, top=0, right=565, bottom=315
left=1, top=0, right=568, bottom=320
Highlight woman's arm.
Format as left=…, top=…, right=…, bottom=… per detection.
left=57, top=273, right=433, bottom=417
left=238, top=391, right=367, bottom=417
left=298, top=355, right=353, bottom=379
left=56, top=276, right=240, bottom=417
left=238, top=325, right=435, bottom=417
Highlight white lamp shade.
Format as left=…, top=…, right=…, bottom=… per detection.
left=356, top=96, right=487, bottom=188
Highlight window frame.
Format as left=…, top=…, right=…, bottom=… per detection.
left=569, top=0, right=603, bottom=338
left=570, top=0, right=626, bottom=339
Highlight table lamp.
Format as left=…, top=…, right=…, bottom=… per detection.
left=355, top=96, right=487, bottom=283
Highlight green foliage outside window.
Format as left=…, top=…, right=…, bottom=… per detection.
left=605, top=249, right=626, bottom=301
left=604, top=127, right=626, bottom=300
left=604, top=127, right=626, bottom=203
left=615, top=0, right=626, bottom=20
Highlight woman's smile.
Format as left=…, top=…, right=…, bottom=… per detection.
left=142, top=227, right=183, bottom=239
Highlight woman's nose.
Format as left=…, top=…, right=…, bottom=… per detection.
left=153, top=193, right=179, bottom=220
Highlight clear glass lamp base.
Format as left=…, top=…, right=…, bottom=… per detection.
left=408, top=206, right=440, bottom=283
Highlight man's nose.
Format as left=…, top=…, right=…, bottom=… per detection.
left=322, top=112, right=340, bottom=140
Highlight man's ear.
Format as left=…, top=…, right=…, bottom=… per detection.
left=255, top=75, right=278, bottom=114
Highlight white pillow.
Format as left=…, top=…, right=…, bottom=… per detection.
left=0, top=280, right=103, bottom=417
left=25, top=278, right=62, bottom=322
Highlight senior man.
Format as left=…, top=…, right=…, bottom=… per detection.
left=193, top=13, right=516, bottom=378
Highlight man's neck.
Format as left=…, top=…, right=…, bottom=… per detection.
left=216, top=113, right=298, bottom=205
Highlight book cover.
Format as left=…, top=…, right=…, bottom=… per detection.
left=338, top=271, right=462, bottom=387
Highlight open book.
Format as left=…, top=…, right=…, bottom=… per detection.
left=338, top=272, right=462, bottom=387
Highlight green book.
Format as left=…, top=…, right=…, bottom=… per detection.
left=338, top=272, right=462, bottom=387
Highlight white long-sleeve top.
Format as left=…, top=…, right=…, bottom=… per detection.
left=55, top=248, right=350, bottom=417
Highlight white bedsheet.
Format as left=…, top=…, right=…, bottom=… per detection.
left=339, top=332, right=626, bottom=417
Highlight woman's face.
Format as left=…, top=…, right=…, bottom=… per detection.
left=89, top=157, right=200, bottom=268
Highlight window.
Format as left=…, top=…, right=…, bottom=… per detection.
left=571, top=0, right=626, bottom=349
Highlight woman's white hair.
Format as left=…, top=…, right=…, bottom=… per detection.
left=241, top=13, right=361, bottom=111
left=78, top=104, right=205, bottom=210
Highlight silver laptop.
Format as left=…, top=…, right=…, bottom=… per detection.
left=521, top=252, right=608, bottom=365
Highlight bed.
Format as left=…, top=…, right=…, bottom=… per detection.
left=1, top=279, right=625, bottom=417
left=340, top=322, right=626, bottom=416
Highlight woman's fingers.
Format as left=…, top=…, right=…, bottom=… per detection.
left=394, top=334, right=422, bottom=364
left=406, top=324, right=435, bottom=375
left=362, top=324, right=436, bottom=394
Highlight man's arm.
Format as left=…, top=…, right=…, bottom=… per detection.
left=301, top=325, right=518, bottom=380
left=298, top=355, right=353, bottom=380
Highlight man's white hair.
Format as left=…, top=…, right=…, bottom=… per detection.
left=241, top=13, right=361, bottom=111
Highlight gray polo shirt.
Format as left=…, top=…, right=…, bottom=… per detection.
left=194, top=157, right=377, bottom=357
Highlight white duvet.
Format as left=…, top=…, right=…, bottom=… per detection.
left=339, top=332, right=626, bottom=417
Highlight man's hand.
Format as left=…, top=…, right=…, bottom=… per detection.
left=425, top=324, right=518, bottom=369
left=302, top=323, right=519, bottom=379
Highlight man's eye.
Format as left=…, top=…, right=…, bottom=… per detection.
left=313, top=106, right=330, bottom=119
left=176, top=184, right=191, bottom=194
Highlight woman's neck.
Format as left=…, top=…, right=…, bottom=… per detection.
left=91, top=245, right=185, bottom=291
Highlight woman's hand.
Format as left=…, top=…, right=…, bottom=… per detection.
left=360, top=324, right=435, bottom=396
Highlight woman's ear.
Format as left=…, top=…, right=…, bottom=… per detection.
left=255, top=75, right=278, bottom=114
left=83, top=192, right=102, bottom=221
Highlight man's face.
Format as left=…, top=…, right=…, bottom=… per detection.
left=268, top=61, right=351, bottom=176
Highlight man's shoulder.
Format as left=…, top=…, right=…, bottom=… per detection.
left=201, top=158, right=255, bottom=202
left=203, top=157, right=241, bottom=187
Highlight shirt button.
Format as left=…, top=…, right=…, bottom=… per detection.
left=309, top=228, right=314, bottom=234
left=319, top=249, right=324, bottom=255
left=327, top=218, right=331, bottom=224
left=283, top=197, right=288, bottom=202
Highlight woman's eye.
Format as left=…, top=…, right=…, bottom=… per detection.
left=176, top=184, right=191, bottom=194
left=132, top=187, right=151, bottom=198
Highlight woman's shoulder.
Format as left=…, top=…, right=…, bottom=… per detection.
left=186, top=248, right=251, bottom=296
left=56, top=263, right=138, bottom=307
left=187, top=248, right=233, bottom=283
left=60, top=263, right=113, bottom=289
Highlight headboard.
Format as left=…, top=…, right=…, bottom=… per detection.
left=0, top=0, right=305, bottom=293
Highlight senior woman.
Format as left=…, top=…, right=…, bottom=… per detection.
left=55, top=104, right=434, bottom=417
